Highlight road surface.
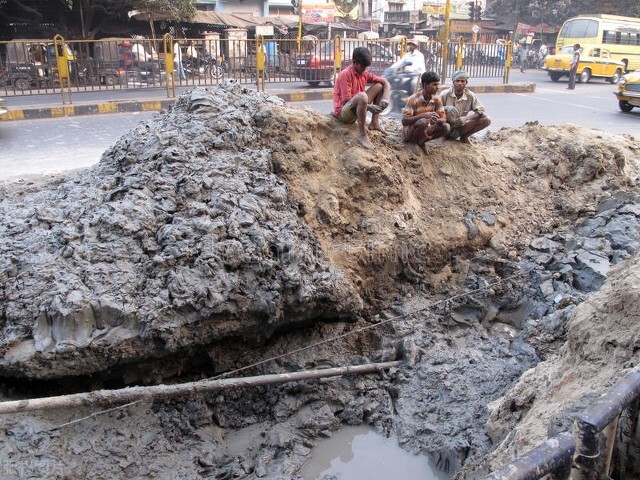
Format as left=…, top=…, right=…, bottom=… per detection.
left=1, top=70, right=638, bottom=180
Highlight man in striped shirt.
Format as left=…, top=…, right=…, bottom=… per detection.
left=401, top=71, right=450, bottom=153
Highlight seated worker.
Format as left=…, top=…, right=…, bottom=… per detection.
left=333, top=47, right=391, bottom=150
left=401, top=71, right=450, bottom=153
left=440, top=70, right=491, bottom=144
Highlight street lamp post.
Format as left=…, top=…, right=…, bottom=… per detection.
left=441, top=0, right=451, bottom=82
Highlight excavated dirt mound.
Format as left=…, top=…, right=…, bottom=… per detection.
left=1, top=84, right=640, bottom=479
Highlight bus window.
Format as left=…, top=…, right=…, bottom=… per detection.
left=603, top=30, right=615, bottom=44
left=562, top=19, right=599, bottom=38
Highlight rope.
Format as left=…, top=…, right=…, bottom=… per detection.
left=42, top=266, right=530, bottom=431
left=211, top=266, right=531, bottom=380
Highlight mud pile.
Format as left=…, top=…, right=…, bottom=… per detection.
left=0, top=86, right=361, bottom=380
left=1, top=84, right=640, bottom=479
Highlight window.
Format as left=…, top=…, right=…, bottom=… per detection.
left=603, top=30, right=615, bottom=44
left=562, top=19, right=599, bottom=39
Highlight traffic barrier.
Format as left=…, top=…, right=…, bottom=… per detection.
left=484, top=367, right=640, bottom=480
left=0, top=36, right=511, bottom=102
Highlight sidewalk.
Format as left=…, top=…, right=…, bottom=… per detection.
left=0, top=81, right=535, bottom=121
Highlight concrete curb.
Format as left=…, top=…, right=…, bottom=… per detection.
left=1, top=82, right=535, bottom=121
left=1, top=99, right=176, bottom=121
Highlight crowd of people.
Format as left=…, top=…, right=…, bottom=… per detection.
left=333, top=42, right=491, bottom=151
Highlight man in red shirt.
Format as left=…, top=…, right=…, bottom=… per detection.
left=333, top=47, right=391, bottom=150
left=401, top=71, right=450, bottom=153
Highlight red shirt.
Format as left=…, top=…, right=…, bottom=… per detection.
left=333, top=64, right=385, bottom=117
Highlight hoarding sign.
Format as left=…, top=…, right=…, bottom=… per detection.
left=303, top=4, right=336, bottom=22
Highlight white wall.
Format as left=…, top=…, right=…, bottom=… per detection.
left=218, top=0, right=265, bottom=16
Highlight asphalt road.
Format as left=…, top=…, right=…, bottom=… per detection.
left=1, top=69, right=638, bottom=180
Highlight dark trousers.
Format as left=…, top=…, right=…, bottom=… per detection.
left=568, top=67, right=577, bottom=89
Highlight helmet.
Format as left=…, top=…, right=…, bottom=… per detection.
left=407, top=38, right=419, bottom=47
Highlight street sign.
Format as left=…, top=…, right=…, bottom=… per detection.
left=472, top=24, right=480, bottom=33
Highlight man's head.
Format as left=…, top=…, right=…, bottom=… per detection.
left=574, top=43, right=581, bottom=50
left=352, top=47, right=372, bottom=73
left=421, top=71, right=440, bottom=94
left=451, top=69, right=469, bottom=94
left=407, top=39, right=419, bottom=52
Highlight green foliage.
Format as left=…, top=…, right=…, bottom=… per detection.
left=0, top=0, right=196, bottom=38
left=130, top=0, right=196, bottom=22
left=488, top=0, right=640, bottom=25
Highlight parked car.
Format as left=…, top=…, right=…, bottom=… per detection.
left=614, top=69, right=640, bottom=113
left=544, top=45, right=625, bottom=84
left=294, top=41, right=396, bottom=87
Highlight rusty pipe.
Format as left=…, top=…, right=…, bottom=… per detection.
left=483, top=432, right=575, bottom=480
left=573, top=368, right=640, bottom=480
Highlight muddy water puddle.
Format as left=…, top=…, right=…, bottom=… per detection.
left=300, top=425, right=451, bottom=480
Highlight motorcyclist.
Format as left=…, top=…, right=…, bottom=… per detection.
left=389, top=39, right=426, bottom=91
left=380, top=38, right=426, bottom=115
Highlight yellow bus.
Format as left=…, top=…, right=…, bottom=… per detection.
left=556, top=14, right=640, bottom=71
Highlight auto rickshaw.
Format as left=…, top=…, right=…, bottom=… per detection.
left=1, top=40, right=75, bottom=91
left=93, top=38, right=129, bottom=86
left=94, top=38, right=162, bottom=86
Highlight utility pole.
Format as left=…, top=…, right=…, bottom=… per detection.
left=292, top=0, right=304, bottom=53
left=441, top=0, right=451, bottom=82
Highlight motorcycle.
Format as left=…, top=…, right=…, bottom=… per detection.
left=184, top=55, right=227, bottom=80
left=380, top=63, right=420, bottom=116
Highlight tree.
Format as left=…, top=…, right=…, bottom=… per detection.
left=127, top=0, right=196, bottom=40
left=0, top=0, right=195, bottom=39
left=130, top=0, right=195, bottom=23
left=488, top=0, right=640, bottom=26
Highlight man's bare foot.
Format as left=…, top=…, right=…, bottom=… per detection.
left=410, top=143, right=425, bottom=156
left=368, top=123, right=387, bottom=134
left=358, top=134, right=375, bottom=150
left=367, top=104, right=383, bottom=114
left=459, top=136, right=472, bottom=144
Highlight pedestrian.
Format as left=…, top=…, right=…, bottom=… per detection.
left=173, top=41, right=186, bottom=80
left=333, top=47, right=391, bottom=150
left=440, top=69, right=491, bottom=144
left=401, top=71, right=450, bottom=154
left=186, top=41, right=199, bottom=61
left=568, top=43, right=581, bottom=90
left=518, top=44, right=527, bottom=72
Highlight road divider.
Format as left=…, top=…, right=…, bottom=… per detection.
left=0, top=83, right=535, bottom=121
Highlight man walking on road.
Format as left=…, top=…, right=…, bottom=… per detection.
left=568, top=43, right=581, bottom=90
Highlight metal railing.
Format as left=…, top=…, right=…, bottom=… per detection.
left=0, top=36, right=511, bottom=100
left=483, top=367, right=640, bottom=480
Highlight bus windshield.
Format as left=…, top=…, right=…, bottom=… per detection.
left=560, top=19, right=599, bottom=39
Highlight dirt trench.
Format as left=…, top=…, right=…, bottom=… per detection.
left=1, top=85, right=640, bottom=479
